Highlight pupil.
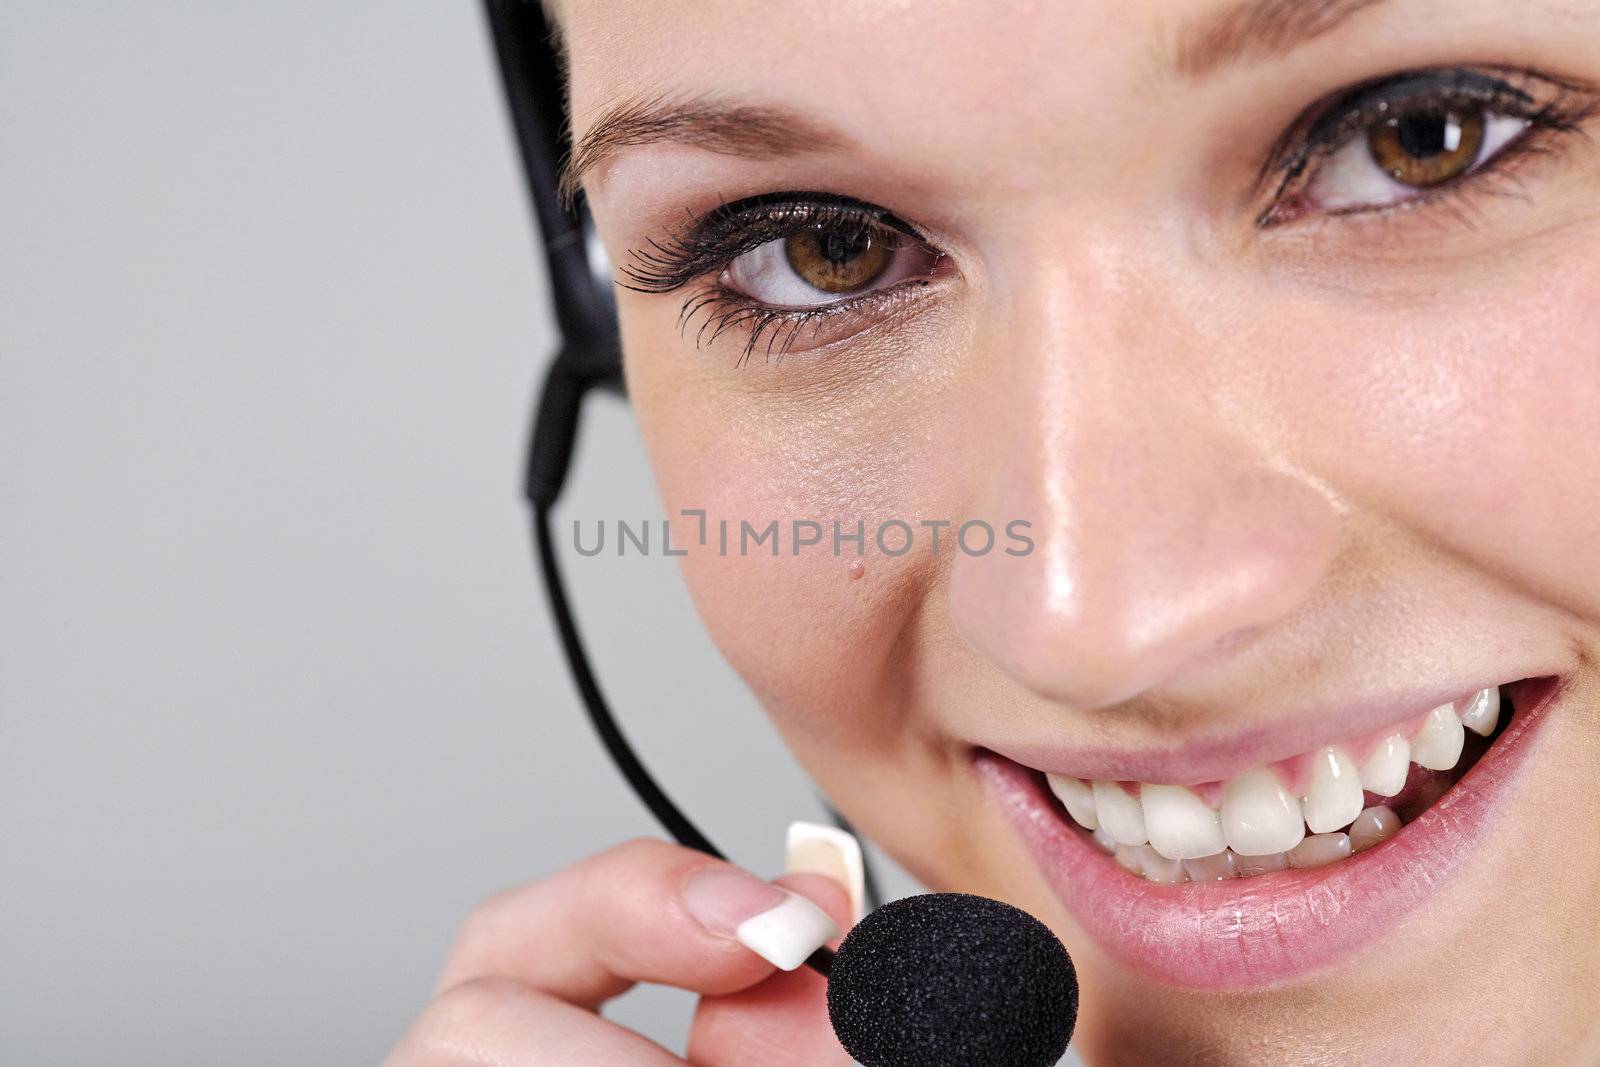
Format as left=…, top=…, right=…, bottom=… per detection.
left=818, top=230, right=867, bottom=265
left=1396, top=113, right=1453, bottom=159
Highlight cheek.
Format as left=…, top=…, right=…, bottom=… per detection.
left=1286, top=235, right=1600, bottom=619
left=623, top=318, right=971, bottom=750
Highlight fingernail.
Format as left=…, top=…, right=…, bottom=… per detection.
left=682, top=867, right=840, bottom=971
left=785, top=820, right=866, bottom=923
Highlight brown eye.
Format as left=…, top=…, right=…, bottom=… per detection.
left=783, top=227, right=893, bottom=294
left=1366, top=108, right=1487, bottom=189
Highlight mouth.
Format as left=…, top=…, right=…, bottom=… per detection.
left=975, top=675, right=1564, bottom=989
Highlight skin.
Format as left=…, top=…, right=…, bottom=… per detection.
left=393, top=1, right=1600, bottom=1063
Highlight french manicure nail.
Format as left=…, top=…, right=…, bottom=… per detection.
left=682, top=867, right=839, bottom=971
left=785, top=820, right=866, bottom=923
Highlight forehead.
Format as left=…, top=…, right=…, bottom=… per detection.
left=558, top=0, right=1177, bottom=130
left=555, top=0, right=1225, bottom=208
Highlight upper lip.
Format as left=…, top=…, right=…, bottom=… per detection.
left=984, top=673, right=1531, bottom=786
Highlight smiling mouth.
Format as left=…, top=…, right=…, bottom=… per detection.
left=976, top=675, right=1564, bottom=988
left=1043, top=685, right=1509, bottom=884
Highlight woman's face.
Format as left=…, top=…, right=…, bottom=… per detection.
left=564, top=1, right=1600, bottom=1061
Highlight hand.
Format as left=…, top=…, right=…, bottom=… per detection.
left=383, top=838, right=854, bottom=1066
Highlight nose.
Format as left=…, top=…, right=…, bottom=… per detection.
left=946, top=262, right=1343, bottom=710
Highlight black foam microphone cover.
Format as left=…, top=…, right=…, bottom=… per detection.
left=826, top=892, right=1078, bottom=1067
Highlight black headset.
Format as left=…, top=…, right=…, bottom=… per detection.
left=481, top=6, right=1079, bottom=1061
left=481, top=0, right=874, bottom=930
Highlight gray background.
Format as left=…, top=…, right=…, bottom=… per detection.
left=1, top=5, right=1085, bottom=1066
left=0, top=4, right=925, bottom=1064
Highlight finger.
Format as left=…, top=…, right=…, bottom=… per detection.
left=687, top=873, right=857, bottom=1067
left=383, top=976, right=684, bottom=1066
left=435, top=838, right=840, bottom=1009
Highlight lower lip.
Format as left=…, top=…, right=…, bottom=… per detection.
left=975, top=678, right=1561, bottom=990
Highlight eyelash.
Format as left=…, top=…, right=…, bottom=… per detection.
left=1260, top=67, right=1600, bottom=226
left=623, top=66, right=1600, bottom=361
left=620, top=194, right=932, bottom=363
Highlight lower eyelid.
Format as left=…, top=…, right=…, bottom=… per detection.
left=1273, top=142, right=1586, bottom=253
left=683, top=269, right=949, bottom=363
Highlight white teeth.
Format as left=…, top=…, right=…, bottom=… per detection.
left=1348, top=805, right=1401, bottom=852
left=1072, top=688, right=1507, bottom=883
left=1093, top=780, right=1148, bottom=846
left=1458, top=687, right=1500, bottom=737
left=1137, top=845, right=1187, bottom=884
left=1234, top=851, right=1290, bottom=877
left=1287, top=832, right=1352, bottom=869
left=1047, top=774, right=1099, bottom=831
left=1140, top=784, right=1227, bottom=860
left=1411, top=704, right=1466, bottom=770
left=1222, top=768, right=1306, bottom=856
left=1183, top=851, right=1238, bottom=882
left=1358, top=734, right=1410, bottom=798
left=1302, top=746, right=1364, bottom=834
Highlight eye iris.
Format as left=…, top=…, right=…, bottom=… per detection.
left=1366, top=107, right=1487, bottom=189
left=784, top=226, right=892, bottom=294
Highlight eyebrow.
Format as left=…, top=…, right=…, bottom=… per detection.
left=1173, top=0, right=1390, bottom=80
left=561, top=0, right=1392, bottom=200
left=559, top=94, right=849, bottom=205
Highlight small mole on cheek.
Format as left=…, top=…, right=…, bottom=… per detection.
left=848, top=560, right=866, bottom=581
